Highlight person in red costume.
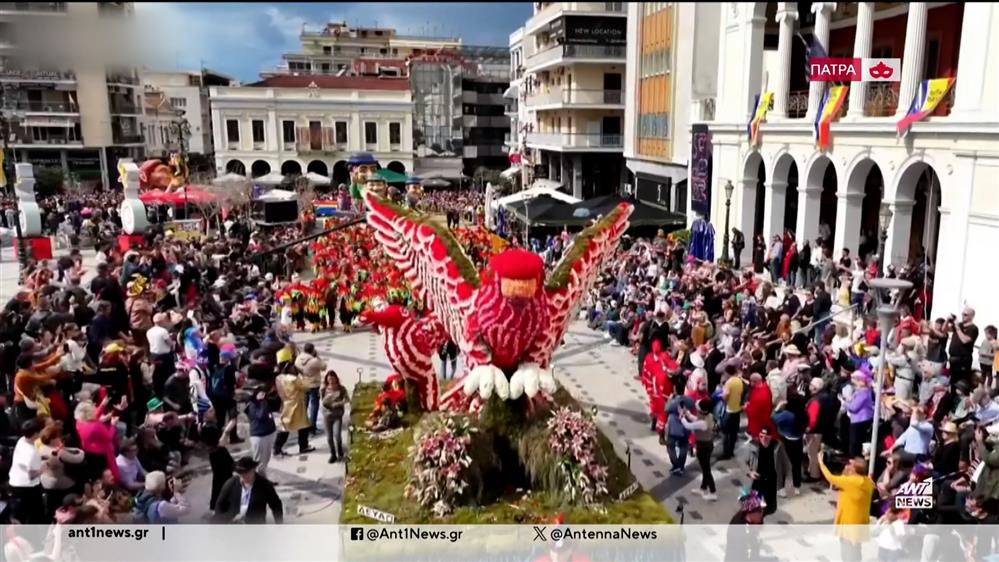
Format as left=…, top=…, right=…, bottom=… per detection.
left=533, top=514, right=592, bottom=562
left=642, top=339, right=676, bottom=434
left=745, top=373, right=776, bottom=439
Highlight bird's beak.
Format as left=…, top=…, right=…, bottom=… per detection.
left=501, top=278, right=537, bottom=301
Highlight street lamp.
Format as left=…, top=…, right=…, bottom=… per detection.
left=877, top=202, right=893, bottom=273
left=867, top=277, right=913, bottom=477
left=720, top=180, right=735, bottom=266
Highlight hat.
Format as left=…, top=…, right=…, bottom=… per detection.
left=146, top=397, right=164, bottom=411
left=234, top=456, right=259, bottom=473
left=783, top=345, right=801, bottom=356
left=941, top=421, right=959, bottom=434
left=851, top=370, right=872, bottom=385
left=102, top=342, right=125, bottom=355
left=697, top=398, right=713, bottom=414
left=265, top=272, right=274, bottom=282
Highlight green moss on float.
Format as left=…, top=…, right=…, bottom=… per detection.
left=545, top=206, right=628, bottom=291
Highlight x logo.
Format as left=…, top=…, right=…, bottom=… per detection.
left=533, top=526, right=547, bottom=542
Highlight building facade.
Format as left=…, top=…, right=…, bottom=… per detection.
left=141, top=88, right=184, bottom=158
left=623, top=2, right=720, bottom=217
left=141, top=70, right=236, bottom=158
left=0, top=2, right=144, bottom=190
left=519, top=2, right=627, bottom=199
left=209, top=75, right=413, bottom=185
left=698, top=2, right=999, bottom=325
left=458, top=47, right=510, bottom=173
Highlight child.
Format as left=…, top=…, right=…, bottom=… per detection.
left=980, top=325, right=996, bottom=390
left=874, top=505, right=907, bottom=561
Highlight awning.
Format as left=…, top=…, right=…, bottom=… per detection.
left=494, top=186, right=580, bottom=208
left=503, top=84, right=519, bottom=99
left=500, top=165, right=521, bottom=179
left=503, top=195, right=575, bottom=225
left=255, top=189, right=296, bottom=201
left=213, top=172, right=247, bottom=185
left=254, top=172, right=286, bottom=186
left=305, top=172, right=331, bottom=186
left=530, top=179, right=563, bottom=191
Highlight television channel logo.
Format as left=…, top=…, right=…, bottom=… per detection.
left=895, top=478, right=934, bottom=509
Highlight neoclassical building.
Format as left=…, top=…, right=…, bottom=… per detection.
left=692, top=2, right=999, bottom=325
left=209, top=75, right=414, bottom=185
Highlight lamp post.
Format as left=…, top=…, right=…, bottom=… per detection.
left=720, top=180, right=735, bottom=266
left=877, top=202, right=892, bottom=274
left=867, top=277, right=913, bottom=476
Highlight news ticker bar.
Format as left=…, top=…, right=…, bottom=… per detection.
left=1, top=524, right=997, bottom=561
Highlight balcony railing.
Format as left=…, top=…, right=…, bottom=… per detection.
left=106, top=73, right=138, bottom=85
left=8, top=100, right=76, bottom=112
left=0, top=68, right=75, bottom=81
left=865, top=83, right=898, bottom=117
left=296, top=126, right=335, bottom=152
left=109, top=102, right=140, bottom=115
left=788, top=90, right=809, bottom=119
left=526, top=2, right=625, bottom=32
left=525, top=44, right=626, bottom=70
left=526, top=131, right=623, bottom=149
left=113, top=133, right=143, bottom=144
left=527, top=88, right=624, bottom=107
left=10, top=126, right=80, bottom=145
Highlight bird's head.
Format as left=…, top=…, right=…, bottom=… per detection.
left=486, top=248, right=544, bottom=303
left=359, top=302, right=409, bottom=329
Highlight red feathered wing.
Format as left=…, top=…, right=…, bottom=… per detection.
left=526, top=203, right=633, bottom=368
left=363, top=192, right=479, bottom=348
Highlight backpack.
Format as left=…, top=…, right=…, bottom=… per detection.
left=208, top=365, right=229, bottom=399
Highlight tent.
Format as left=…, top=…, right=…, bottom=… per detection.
left=374, top=168, right=408, bottom=184
left=212, top=172, right=248, bottom=185
left=562, top=195, right=687, bottom=228
left=500, top=165, right=521, bottom=179
left=254, top=172, right=286, bottom=186
left=305, top=172, right=331, bottom=186
left=494, top=185, right=580, bottom=209
left=530, top=179, right=563, bottom=191
left=255, top=189, right=297, bottom=201
left=503, top=195, right=575, bottom=225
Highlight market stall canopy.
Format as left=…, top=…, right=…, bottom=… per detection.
left=530, top=179, right=564, bottom=191
left=212, top=172, right=248, bottom=185
left=503, top=194, right=575, bottom=226
left=254, top=172, right=286, bottom=186
left=494, top=185, right=580, bottom=208
left=565, top=194, right=686, bottom=228
left=421, top=177, right=452, bottom=188
left=374, top=168, right=408, bottom=184
left=255, top=189, right=297, bottom=202
left=304, top=172, right=331, bottom=186
left=500, top=165, right=521, bottom=179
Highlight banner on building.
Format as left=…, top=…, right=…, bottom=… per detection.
left=747, top=92, right=774, bottom=145
left=814, top=85, right=849, bottom=150
left=690, top=123, right=712, bottom=217
left=558, top=15, right=627, bottom=45
left=896, top=77, right=956, bottom=137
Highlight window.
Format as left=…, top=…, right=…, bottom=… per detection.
left=335, top=121, right=348, bottom=144
left=389, top=122, right=401, bottom=145
left=169, top=97, right=186, bottom=108
left=364, top=121, right=377, bottom=144
left=226, top=119, right=239, bottom=143
left=323, top=46, right=332, bottom=54
left=252, top=120, right=265, bottom=143
left=282, top=120, right=295, bottom=143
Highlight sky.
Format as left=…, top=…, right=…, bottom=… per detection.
left=134, top=2, right=533, bottom=82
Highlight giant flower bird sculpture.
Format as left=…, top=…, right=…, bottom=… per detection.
left=363, top=192, right=632, bottom=412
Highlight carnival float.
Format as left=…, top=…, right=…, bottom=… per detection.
left=341, top=188, right=671, bottom=526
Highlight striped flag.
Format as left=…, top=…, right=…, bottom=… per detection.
left=896, top=78, right=956, bottom=137
left=814, top=85, right=849, bottom=150
left=802, top=33, right=829, bottom=80
left=748, top=92, right=774, bottom=145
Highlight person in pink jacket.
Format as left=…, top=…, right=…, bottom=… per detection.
left=75, top=397, right=124, bottom=484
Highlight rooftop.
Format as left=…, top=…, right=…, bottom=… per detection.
left=246, top=74, right=410, bottom=91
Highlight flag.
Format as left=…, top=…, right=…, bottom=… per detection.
left=802, top=34, right=829, bottom=80
left=896, top=78, right=956, bottom=136
left=0, top=150, right=5, bottom=188
left=748, top=92, right=774, bottom=145
left=814, top=85, right=849, bottom=150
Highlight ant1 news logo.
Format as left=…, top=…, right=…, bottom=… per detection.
left=895, top=479, right=934, bottom=509
left=809, top=58, right=901, bottom=82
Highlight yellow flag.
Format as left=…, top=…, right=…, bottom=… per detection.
left=0, top=150, right=6, bottom=188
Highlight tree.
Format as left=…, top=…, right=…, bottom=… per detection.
left=34, top=167, right=65, bottom=196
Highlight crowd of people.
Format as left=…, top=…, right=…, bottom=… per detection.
left=581, top=225, right=998, bottom=556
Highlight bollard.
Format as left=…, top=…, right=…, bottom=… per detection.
left=356, top=367, right=363, bottom=385
left=625, top=442, right=632, bottom=470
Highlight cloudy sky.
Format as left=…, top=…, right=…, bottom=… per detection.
left=135, top=2, right=532, bottom=82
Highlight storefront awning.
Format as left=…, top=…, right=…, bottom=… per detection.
left=503, top=84, right=519, bottom=99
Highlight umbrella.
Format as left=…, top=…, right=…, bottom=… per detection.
left=304, top=172, right=331, bottom=186
left=212, top=172, right=247, bottom=185
left=421, top=178, right=451, bottom=188
left=255, top=172, right=286, bottom=186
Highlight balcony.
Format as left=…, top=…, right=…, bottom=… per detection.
left=0, top=68, right=74, bottom=82
left=462, top=115, right=508, bottom=128
left=526, top=88, right=624, bottom=108
left=0, top=2, right=66, bottom=14
left=296, top=126, right=335, bottom=153
left=112, top=132, right=143, bottom=145
left=106, top=72, right=139, bottom=86
left=463, top=145, right=506, bottom=158
left=788, top=90, right=809, bottom=119
left=10, top=125, right=80, bottom=146
left=525, top=2, right=625, bottom=35
left=8, top=100, right=76, bottom=113
left=109, top=101, right=140, bottom=115
left=525, top=44, right=625, bottom=72
left=525, top=131, right=623, bottom=151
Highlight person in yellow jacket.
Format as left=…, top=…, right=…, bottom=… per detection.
left=818, top=445, right=875, bottom=562
left=273, top=371, right=316, bottom=456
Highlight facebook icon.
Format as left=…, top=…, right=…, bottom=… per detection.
left=350, top=528, right=364, bottom=541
